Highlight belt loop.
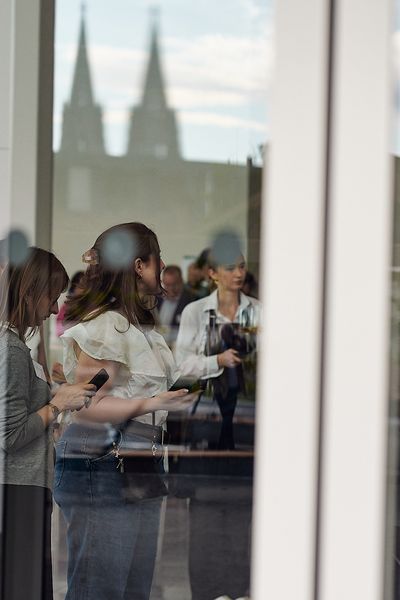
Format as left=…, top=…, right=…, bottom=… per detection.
left=81, top=432, right=89, bottom=456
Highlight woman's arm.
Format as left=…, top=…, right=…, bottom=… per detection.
left=36, top=382, right=96, bottom=428
left=0, top=346, right=95, bottom=452
left=72, top=350, right=194, bottom=424
left=0, top=346, right=47, bottom=452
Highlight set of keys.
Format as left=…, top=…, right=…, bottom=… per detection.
left=112, top=442, right=124, bottom=472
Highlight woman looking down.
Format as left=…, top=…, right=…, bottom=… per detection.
left=0, top=247, right=96, bottom=600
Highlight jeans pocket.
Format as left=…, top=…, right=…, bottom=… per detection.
left=89, top=429, right=122, bottom=466
left=90, top=448, right=118, bottom=465
left=54, top=440, right=67, bottom=488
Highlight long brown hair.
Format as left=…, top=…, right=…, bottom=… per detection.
left=0, top=247, right=69, bottom=340
left=65, top=222, right=161, bottom=327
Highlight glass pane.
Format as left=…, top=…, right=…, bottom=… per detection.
left=50, top=1, right=273, bottom=598
left=386, top=4, right=400, bottom=597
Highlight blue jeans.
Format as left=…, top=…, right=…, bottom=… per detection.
left=53, top=423, right=162, bottom=600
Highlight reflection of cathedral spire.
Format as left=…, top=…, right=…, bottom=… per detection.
left=126, top=22, right=180, bottom=160
left=59, top=9, right=105, bottom=156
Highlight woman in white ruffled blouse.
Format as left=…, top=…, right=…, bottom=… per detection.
left=53, top=223, right=195, bottom=600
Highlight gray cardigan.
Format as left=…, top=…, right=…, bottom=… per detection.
left=0, top=330, right=53, bottom=489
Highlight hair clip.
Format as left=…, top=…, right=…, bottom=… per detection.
left=81, top=248, right=99, bottom=265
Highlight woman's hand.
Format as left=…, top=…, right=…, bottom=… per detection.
left=52, top=382, right=97, bottom=413
left=150, top=389, right=199, bottom=412
left=217, top=348, right=242, bottom=369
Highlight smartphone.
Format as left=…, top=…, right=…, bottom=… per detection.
left=88, top=368, right=109, bottom=391
left=169, top=377, right=206, bottom=394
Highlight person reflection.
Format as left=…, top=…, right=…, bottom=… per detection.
left=176, top=231, right=261, bottom=450
left=155, top=265, right=197, bottom=349
left=53, top=223, right=197, bottom=600
left=175, top=231, right=261, bottom=600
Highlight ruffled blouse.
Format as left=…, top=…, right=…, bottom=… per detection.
left=62, top=310, right=180, bottom=426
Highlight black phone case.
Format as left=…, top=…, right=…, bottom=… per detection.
left=169, top=377, right=206, bottom=393
left=88, top=368, right=109, bottom=390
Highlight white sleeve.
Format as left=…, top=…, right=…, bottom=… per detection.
left=62, top=314, right=129, bottom=382
left=175, top=304, right=222, bottom=379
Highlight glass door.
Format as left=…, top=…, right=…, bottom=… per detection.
left=50, top=2, right=272, bottom=598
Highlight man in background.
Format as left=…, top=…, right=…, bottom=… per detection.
left=156, top=265, right=196, bottom=349
left=185, top=248, right=211, bottom=298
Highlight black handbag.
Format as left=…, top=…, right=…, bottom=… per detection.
left=113, top=416, right=170, bottom=502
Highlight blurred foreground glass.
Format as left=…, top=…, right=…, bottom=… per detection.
left=385, top=4, right=400, bottom=597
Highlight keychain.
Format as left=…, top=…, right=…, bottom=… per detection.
left=113, top=442, right=124, bottom=472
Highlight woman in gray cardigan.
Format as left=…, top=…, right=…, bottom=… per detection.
left=0, top=247, right=97, bottom=600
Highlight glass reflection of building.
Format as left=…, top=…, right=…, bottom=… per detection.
left=53, top=13, right=262, bottom=279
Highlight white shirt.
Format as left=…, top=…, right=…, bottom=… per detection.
left=158, top=298, right=179, bottom=326
left=175, top=289, right=262, bottom=380
left=62, top=310, right=180, bottom=426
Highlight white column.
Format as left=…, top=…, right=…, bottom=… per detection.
left=318, top=0, right=392, bottom=598
left=252, top=0, right=331, bottom=597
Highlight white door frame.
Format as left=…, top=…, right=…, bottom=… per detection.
left=318, top=1, right=392, bottom=599
left=252, top=0, right=333, bottom=597
left=253, top=0, right=393, bottom=599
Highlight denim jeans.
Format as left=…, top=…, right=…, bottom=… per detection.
left=53, top=423, right=162, bottom=600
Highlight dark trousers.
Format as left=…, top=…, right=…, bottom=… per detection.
left=214, top=387, right=238, bottom=450
left=188, top=481, right=252, bottom=600
left=1, top=484, right=53, bottom=600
